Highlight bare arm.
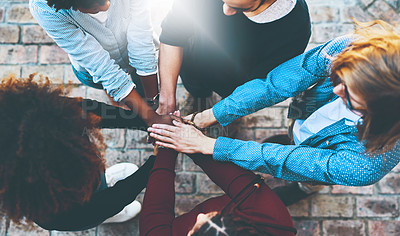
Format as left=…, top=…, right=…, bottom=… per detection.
left=122, top=89, right=171, bottom=126
left=139, top=73, right=159, bottom=100
left=186, top=108, right=218, bottom=129
left=157, top=43, right=183, bottom=115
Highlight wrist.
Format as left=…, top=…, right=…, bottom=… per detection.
left=195, top=109, right=217, bottom=128
left=159, top=93, right=176, bottom=111
left=199, top=136, right=216, bottom=155
left=142, top=111, right=158, bottom=126
left=145, top=93, right=159, bottom=110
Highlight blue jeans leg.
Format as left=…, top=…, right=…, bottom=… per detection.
left=72, top=66, right=146, bottom=97
left=72, top=66, right=104, bottom=89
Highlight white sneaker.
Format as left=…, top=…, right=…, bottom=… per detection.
left=105, top=163, right=139, bottom=187
left=102, top=200, right=142, bottom=224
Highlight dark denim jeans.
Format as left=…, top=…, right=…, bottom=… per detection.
left=72, top=66, right=146, bottom=97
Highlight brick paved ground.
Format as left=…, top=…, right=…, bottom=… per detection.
left=1, top=0, right=400, bottom=235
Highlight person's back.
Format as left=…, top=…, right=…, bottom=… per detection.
left=0, top=76, right=156, bottom=231
left=0, top=76, right=105, bottom=228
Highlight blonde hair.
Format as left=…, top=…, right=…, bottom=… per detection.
left=331, top=20, right=400, bottom=154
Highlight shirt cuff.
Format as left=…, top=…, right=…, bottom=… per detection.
left=113, top=80, right=136, bottom=102
left=212, top=102, right=234, bottom=127
left=136, top=69, right=157, bottom=77
left=212, top=137, right=235, bottom=161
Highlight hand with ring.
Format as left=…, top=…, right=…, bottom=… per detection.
left=147, top=111, right=216, bottom=154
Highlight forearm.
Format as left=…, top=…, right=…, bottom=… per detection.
left=79, top=98, right=148, bottom=131
left=140, top=73, right=159, bottom=99
left=157, top=43, right=183, bottom=114
left=213, top=137, right=319, bottom=181
left=212, top=137, right=382, bottom=186
left=121, top=89, right=158, bottom=126
left=212, top=78, right=289, bottom=127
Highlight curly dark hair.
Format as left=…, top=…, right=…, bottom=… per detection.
left=46, top=0, right=106, bottom=11
left=0, top=74, right=105, bottom=225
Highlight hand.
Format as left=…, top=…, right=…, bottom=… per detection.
left=146, top=114, right=173, bottom=145
left=148, top=120, right=216, bottom=154
left=184, top=108, right=218, bottom=129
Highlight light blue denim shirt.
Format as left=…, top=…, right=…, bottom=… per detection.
left=29, top=0, right=157, bottom=102
left=212, top=35, right=400, bottom=186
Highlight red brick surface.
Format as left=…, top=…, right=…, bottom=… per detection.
left=0, top=25, right=19, bottom=43
left=322, top=220, right=366, bottom=236
left=22, top=25, right=54, bottom=44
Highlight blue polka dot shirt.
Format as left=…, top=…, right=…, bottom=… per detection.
left=212, top=35, right=400, bottom=186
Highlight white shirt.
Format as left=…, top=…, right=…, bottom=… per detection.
left=293, top=98, right=362, bottom=145
left=88, top=10, right=109, bottom=26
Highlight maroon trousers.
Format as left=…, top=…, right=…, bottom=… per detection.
left=140, top=149, right=295, bottom=236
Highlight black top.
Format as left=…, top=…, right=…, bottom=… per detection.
left=160, top=0, right=311, bottom=98
left=36, top=156, right=155, bottom=231
left=35, top=100, right=154, bottom=231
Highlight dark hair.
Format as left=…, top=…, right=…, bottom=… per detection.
left=46, top=0, right=106, bottom=11
left=191, top=214, right=267, bottom=236
left=0, top=74, right=105, bottom=224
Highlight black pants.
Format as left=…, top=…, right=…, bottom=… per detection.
left=72, top=66, right=146, bottom=98
left=80, top=98, right=148, bottom=131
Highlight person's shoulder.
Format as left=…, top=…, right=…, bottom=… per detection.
left=171, top=0, right=213, bottom=12
left=295, top=0, right=309, bottom=8
left=288, top=0, right=309, bottom=15
left=322, top=35, right=354, bottom=56
left=29, top=0, right=54, bottom=13
left=30, top=0, right=49, bottom=8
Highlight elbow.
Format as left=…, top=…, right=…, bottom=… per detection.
left=359, top=174, right=385, bottom=186
left=341, top=173, right=385, bottom=187
left=328, top=166, right=385, bottom=186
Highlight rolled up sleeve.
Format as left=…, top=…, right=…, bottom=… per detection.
left=30, top=0, right=135, bottom=102
left=127, top=0, right=158, bottom=76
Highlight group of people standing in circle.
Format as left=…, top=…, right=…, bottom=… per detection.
left=0, top=0, right=399, bottom=235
